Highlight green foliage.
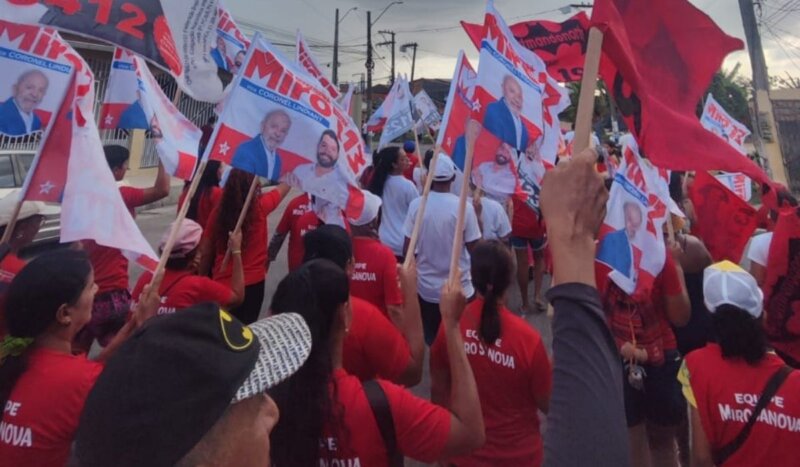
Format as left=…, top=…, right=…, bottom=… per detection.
left=698, top=66, right=752, bottom=130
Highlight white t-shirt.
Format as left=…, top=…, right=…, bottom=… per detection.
left=379, top=175, right=419, bottom=256
left=747, top=232, right=773, bottom=267
left=293, top=163, right=350, bottom=207
left=480, top=197, right=512, bottom=241
left=403, top=191, right=481, bottom=302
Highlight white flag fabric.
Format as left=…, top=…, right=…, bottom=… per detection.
left=0, top=21, right=75, bottom=138
left=0, top=0, right=225, bottom=102
left=206, top=32, right=370, bottom=220
left=413, top=89, right=442, bottom=133
left=296, top=30, right=340, bottom=101
left=99, top=48, right=146, bottom=130
left=700, top=94, right=751, bottom=155
left=338, top=83, right=354, bottom=116
left=377, top=76, right=414, bottom=149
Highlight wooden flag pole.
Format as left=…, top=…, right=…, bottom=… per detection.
left=404, top=146, right=441, bottom=268
left=573, top=28, right=605, bottom=155
left=447, top=123, right=477, bottom=284
left=149, top=159, right=207, bottom=285
left=220, top=176, right=259, bottom=269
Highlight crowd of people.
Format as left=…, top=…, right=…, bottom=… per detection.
left=0, top=135, right=798, bottom=467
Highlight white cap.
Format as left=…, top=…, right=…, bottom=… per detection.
left=703, top=261, right=763, bottom=318
left=0, top=191, right=58, bottom=227
left=349, top=190, right=382, bottom=226
left=433, top=154, right=456, bottom=182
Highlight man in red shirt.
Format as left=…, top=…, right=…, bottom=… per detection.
left=74, top=145, right=170, bottom=353
left=349, top=191, right=404, bottom=322
left=267, top=192, right=312, bottom=271
left=132, top=219, right=244, bottom=314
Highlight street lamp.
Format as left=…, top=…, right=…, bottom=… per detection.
left=372, top=1, right=403, bottom=26
left=339, top=6, right=357, bottom=23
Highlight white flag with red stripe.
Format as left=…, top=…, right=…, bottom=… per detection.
left=19, top=32, right=158, bottom=270
left=206, top=33, right=370, bottom=220
left=296, top=30, right=340, bottom=101
left=99, top=48, right=146, bottom=130
left=213, top=3, right=250, bottom=74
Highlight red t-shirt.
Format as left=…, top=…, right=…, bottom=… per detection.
left=684, top=344, right=800, bottom=465
left=320, top=368, right=451, bottom=466
left=597, top=254, right=683, bottom=366
left=350, top=236, right=403, bottom=314
left=84, top=186, right=145, bottom=294
left=286, top=210, right=321, bottom=271
left=430, top=299, right=552, bottom=466
left=0, top=349, right=103, bottom=467
left=403, top=153, right=419, bottom=182
left=275, top=193, right=311, bottom=238
left=511, top=197, right=545, bottom=240
left=343, top=296, right=411, bottom=383
left=206, top=190, right=282, bottom=286
left=0, top=253, right=26, bottom=336
left=131, top=269, right=234, bottom=315
left=177, top=186, right=222, bottom=230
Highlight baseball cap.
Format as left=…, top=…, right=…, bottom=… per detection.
left=159, top=219, right=203, bottom=259
left=0, top=191, right=58, bottom=227
left=403, top=140, right=416, bottom=153
left=433, top=154, right=456, bottom=182
left=350, top=190, right=382, bottom=226
left=703, top=260, right=764, bottom=318
left=72, top=303, right=311, bottom=467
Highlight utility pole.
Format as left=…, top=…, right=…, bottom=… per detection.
left=401, top=42, right=418, bottom=83
left=377, top=30, right=396, bottom=85
left=738, top=0, right=787, bottom=184
left=366, top=11, right=374, bottom=124
left=333, top=8, right=339, bottom=85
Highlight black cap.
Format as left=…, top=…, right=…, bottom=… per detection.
left=72, top=303, right=311, bottom=467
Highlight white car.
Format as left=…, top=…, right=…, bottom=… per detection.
left=0, top=150, right=60, bottom=246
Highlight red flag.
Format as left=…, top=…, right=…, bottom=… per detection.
left=762, top=209, right=800, bottom=364
left=461, top=11, right=590, bottom=82
left=591, top=0, right=771, bottom=187
left=688, top=171, right=758, bottom=262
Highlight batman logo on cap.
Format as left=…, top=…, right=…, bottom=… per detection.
left=218, top=310, right=254, bottom=351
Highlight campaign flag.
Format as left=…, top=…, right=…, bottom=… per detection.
left=206, top=33, right=369, bottom=219
left=715, top=172, right=752, bottom=202
left=413, top=89, right=441, bottom=133
left=1, top=0, right=224, bottom=103
left=213, top=3, right=250, bottom=74
left=469, top=125, right=528, bottom=202
left=99, top=48, right=146, bottom=130
left=596, top=145, right=670, bottom=297
left=0, top=21, right=75, bottom=137
left=296, top=31, right=340, bottom=101
left=472, top=0, right=544, bottom=156
left=700, top=94, right=751, bottom=155
left=338, top=83, right=354, bottom=116
left=377, top=76, right=414, bottom=150
left=131, top=56, right=201, bottom=180
left=462, top=11, right=591, bottom=83
left=688, top=171, right=757, bottom=263
left=762, top=209, right=800, bottom=358
left=437, top=51, right=477, bottom=170
left=19, top=39, right=158, bottom=270
left=592, top=0, right=771, bottom=187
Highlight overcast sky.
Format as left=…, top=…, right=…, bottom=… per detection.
left=227, top=0, right=800, bottom=86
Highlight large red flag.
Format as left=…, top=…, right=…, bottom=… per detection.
left=688, top=171, right=758, bottom=263
left=591, top=0, right=772, bottom=187
left=461, top=12, right=590, bottom=82
left=762, top=209, right=800, bottom=364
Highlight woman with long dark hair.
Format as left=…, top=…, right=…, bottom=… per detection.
left=679, top=261, right=800, bottom=466
left=199, top=168, right=289, bottom=324
left=0, top=250, right=159, bottom=466
left=430, top=240, right=552, bottom=466
left=369, top=146, right=418, bottom=260
left=177, top=159, right=223, bottom=229
left=269, top=259, right=485, bottom=467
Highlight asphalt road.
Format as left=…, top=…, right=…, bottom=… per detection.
left=130, top=190, right=553, bottom=465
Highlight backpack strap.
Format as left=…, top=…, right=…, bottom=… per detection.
left=362, top=379, right=403, bottom=467
left=712, top=365, right=793, bottom=465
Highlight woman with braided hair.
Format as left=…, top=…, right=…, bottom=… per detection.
left=430, top=240, right=552, bottom=466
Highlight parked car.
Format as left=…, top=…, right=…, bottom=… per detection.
left=0, top=150, right=60, bottom=246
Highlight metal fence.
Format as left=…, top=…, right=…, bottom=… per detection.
left=0, top=45, right=216, bottom=169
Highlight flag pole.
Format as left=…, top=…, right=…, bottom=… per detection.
left=573, top=27, right=604, bottom=155
left=220, top=176, right=259, bottom=269
left=448, top=121, right=477, bottom=284
left=404, top=145, right=441, bottom=268
left=149, top=159, right=207, bottom=284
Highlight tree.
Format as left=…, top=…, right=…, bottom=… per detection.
left=698, top=65, right=751, bottom=129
